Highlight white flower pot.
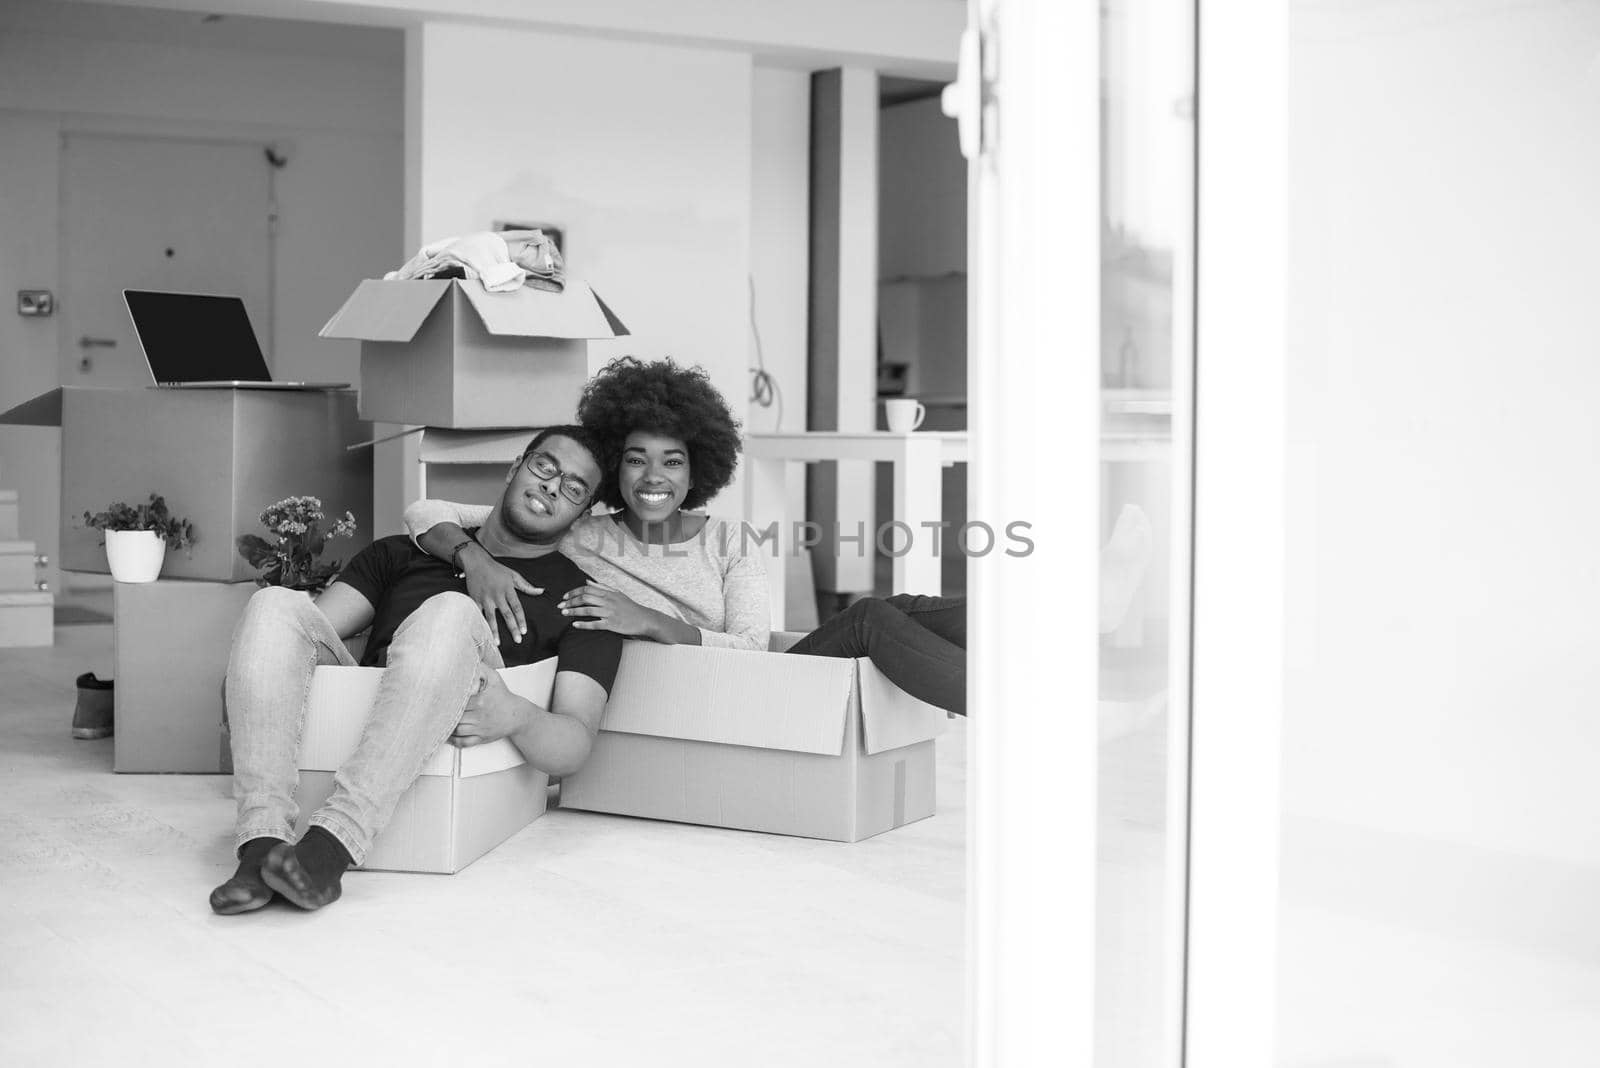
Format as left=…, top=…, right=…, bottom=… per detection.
left=104, top=530, right=167, bottom=583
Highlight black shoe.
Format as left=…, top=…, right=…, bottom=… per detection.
left=72, top=672, right=114, bottom=740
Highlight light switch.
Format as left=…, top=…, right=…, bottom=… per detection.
left=18, top=290, right=54, bottom=317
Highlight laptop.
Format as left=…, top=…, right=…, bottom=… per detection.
left=123, top=290, right=349, bottom=390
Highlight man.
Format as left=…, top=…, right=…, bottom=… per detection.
left=210, top=426, right=621, bottom=915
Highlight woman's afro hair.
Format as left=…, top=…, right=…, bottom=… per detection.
left=577, top=356, right=743, bottom=512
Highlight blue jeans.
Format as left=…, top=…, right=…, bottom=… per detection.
left=224, top=587, right=501, bottom=864
left=785, top=595, right=967, bottom=715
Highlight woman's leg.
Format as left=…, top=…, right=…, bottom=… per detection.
left=786, top=597, right=966, bottom=715
left=882, top=594, right=967, bottom=649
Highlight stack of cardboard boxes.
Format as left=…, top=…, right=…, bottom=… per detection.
left=0, top=481, right=52, bottom=648
left=0, top=385, right=374, bottom=771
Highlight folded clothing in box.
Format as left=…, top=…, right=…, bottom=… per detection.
left=559, top=636, right=949, bottom=842
left=295, top=659, right=555, bottom=874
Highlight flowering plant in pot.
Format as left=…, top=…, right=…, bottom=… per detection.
left=82, top=494, right=196, bottom=583
left=236, top=496, right=358, bottom=594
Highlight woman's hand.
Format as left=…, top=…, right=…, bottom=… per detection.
left=459, top=543, right=542, bottom=643
left=558, top=583, right=662, bottom=638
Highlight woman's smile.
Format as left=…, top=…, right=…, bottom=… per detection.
left=619, top=430, right=693, bottom=524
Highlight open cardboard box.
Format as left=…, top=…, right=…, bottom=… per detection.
left=559, top=634, right=950, bottom=842
left=319, top=278, right=629, bottom=429
left=293, top=658, right=555, bottom=874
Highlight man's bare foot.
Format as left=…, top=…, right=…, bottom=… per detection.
left=259, top=828, right=351, bottom=911
left=209, top=837, right=281, bottom=915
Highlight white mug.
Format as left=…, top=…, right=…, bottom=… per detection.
left=885, top=398, right=927, bottom=433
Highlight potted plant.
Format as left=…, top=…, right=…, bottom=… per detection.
left=236, top=496, right=358, bottom=593
left=82, top=494, right=196, bottom=583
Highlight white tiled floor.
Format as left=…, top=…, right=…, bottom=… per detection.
left=0, top=625, right=965, bottom=1067
left=1276, top=818, right=1600, bottom=1068
left=17, top=623, right=1578, bottom=1068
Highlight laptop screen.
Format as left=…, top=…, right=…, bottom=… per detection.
left=124, top=290, right=271, bottom=384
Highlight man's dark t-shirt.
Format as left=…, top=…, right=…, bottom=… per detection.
left=334, top=532, right=621, bottom=691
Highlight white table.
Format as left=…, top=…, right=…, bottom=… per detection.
left=743, top=431, right=970, bottom=630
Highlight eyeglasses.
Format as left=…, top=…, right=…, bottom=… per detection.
left=522, top=451, right=592, bottom=506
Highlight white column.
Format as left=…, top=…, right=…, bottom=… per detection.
left=807, top=67, right=879, bottom=595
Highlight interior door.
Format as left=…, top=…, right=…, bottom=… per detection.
left=51, top=133, right=273, bottom=602
left=59, top=133, right=273, bottom=389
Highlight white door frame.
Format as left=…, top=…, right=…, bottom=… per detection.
left=1184, top=1, right=1287, bottom=1064
left=962, top=1, right=1287, bottom=1065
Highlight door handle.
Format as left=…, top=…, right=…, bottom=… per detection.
left=79, top=336, right=118, bottom=348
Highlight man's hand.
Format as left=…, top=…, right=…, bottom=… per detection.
left=451, top=663, right=535, bottom=747
left=460, top=543, right=542, bottom=644
left=557, top=583, right=663, bottom=638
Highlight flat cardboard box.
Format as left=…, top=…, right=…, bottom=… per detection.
left=0, top=590, right=52, bottom=647
left=559, top=635, right=949, bottom=842
left=320, top=278, right=629, bottom=429
left=294, top=659, right=556, bottom=874
left=0, top=539, right=37, bottom=589
left=114, top=578, right=259, bottom=772
left=0, top=489, right=19, bottom=539
left=0, top=386, right=373, bottom=581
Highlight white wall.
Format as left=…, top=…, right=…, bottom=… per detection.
left=1278, top=12, right=1600, bottom=1055
left=749, top=66, right=811, bottom=437
left=0, top=7, right=403, bottom=592
left=1284, top=2, right=1600, bottom=870
left=408, top=22, right=755, bottom=513
left=750, top=66, right=812, bottom=544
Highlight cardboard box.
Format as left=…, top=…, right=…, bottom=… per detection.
left=219, top=629, right=370, bottom=775
left=0, top=590, right=52, bottom=647
left=0, top=386, right=373, bottom=582
left=0, top=489, right=19, bottom=539
left=0, top=539, right=37, bottom=589
left=293, top=659, right=556, bottom=873
left=559, top=635, right=950, bottom=842
left=114, top=578, right=259, bottom=772
left=319, top=278, right=629, bottom=429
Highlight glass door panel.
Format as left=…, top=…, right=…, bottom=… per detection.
left=1097, top=0, right=1195, bottom=1065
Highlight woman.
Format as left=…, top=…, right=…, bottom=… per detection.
left=403, top=356, right=968, bottom=714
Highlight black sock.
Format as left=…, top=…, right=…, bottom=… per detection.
left=295, top=826, right=353, bottom=887
left=235, top=836, right=280, bottom=877
left=210, top=836, right=283, bottom=914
